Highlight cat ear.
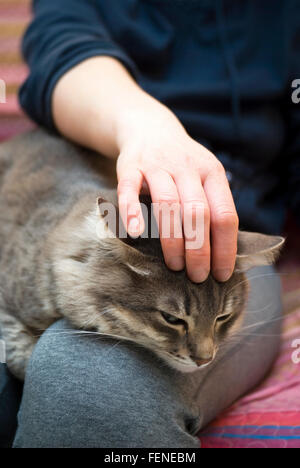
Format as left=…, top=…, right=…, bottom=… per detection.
left=97, top=196, right=125, bottom=239
left=96, top=197, right=148, bottom=263
left=97, top=196, right=143, bottom=242
left=235, top=231, right=285, bottom=272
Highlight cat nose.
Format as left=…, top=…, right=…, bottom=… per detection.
left=193, top=357, right=213, bottom=367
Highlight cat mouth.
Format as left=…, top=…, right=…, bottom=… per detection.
left=158, top=351, right=214, bottom=372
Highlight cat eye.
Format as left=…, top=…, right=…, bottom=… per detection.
left=161, top=312, right=186, bottom=326
left=216, top=313, right=232, bottom=323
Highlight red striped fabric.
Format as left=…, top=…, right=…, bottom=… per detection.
left=0, top=0, right=34, bottom=138
left=1, top=0, right=300, bottom=449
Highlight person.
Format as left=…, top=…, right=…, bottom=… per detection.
left=10, top=0, right=300, bottom=447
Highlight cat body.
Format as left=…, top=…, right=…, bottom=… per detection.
left=0, top=130, right=118, bottom=378
left=0, top=130, right=284, bottom=380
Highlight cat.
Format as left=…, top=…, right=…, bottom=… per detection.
left=0, top=129, right=284, bottom=380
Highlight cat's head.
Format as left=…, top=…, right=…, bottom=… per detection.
left=52, top=197, right=284, bottom=373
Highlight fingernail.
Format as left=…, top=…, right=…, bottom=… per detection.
left=168, top=257, right=185, bottom=271
left=190, top=268, right=210, bottom=283
left=214, top=269, right=232, bottom=282
left=128, top=217, right=140, bottom=237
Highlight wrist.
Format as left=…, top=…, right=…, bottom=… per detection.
left=115, top=91, right=178, bottom=152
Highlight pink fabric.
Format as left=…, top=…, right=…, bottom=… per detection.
left=1, top=0, right=300, bottom=449
left=0, top=6, right=30, bottom=20
left=0, top=0, right=34, bottom=142
left=199, top=303, right=300, bottom=448
left=0, top=65, right=28, bottom=84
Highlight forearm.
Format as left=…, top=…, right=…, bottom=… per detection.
left=52, top=56, right=171, bottom=159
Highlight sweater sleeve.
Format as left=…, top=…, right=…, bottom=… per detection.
left=285, top=2, right=300, bottom=226
left=19, top=0, right=138, bottom=131
left=286, top=103, right=300, bottom=226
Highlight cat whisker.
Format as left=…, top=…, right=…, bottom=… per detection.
left=239, top=314, right=283, bottom=332
left=217, top=327, right=282, bottom=350
left=226, top=271, right=288, bottom=297
left=216, top=339, right=245, bottom=350
left=43, top=330, right=99, bottom=336
left=233, top=332, right=282, bottom=337
left=43, top=329, right=153, bottom=351
left=246, top=302, right=274, bottom=314
left=102, top=340, right=122, bottom=356
left=43, top=329, right=128, bottom=341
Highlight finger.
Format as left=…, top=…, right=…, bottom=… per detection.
left=203, top=164, right=239, bottom=282
left=145, top=170, right=185, bottom=271
left=117, top=166, right=145, bottom=237
left=174, top=170, right=211, bottom=283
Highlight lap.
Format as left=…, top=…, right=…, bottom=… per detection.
left=13, top=266, right=282, bottom=448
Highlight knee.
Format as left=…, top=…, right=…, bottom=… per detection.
left=14, top=320, right=200, bottom=448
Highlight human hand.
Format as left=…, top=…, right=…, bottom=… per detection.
left=116, top=99, right=238, bottom=283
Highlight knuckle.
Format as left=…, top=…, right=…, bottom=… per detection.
left=215, top=255, right=236, bottom=267
left=184, top=200, right=209, bottom=214
left=186, top=248, right=210, bottom=264
left=213, top=210, right=239, bottom=229
left=147, top=167, right=166, bottom=178
left=183, top=153, right=195, bottom=167
left=213, top=160, right=226, bottom=175
left=117, top=178, right=137, bottom=195
left=157, top=195, right=179, bottom=206
left=162, top=238, right=184, bottom=250
left=184, top=204, right=210, bottom=230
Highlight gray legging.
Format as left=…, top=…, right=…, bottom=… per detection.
left=13, top=266, right=282, bottom=448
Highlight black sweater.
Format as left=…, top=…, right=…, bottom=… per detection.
left=20, top=0, right=300, bottom=234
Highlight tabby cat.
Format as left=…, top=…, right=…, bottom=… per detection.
left=0, top=130, right=284, bottom=380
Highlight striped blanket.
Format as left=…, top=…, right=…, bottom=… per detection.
left=1, top=0, right=300, bottom=449
left=199, top=234, right=300, bottom=448
left=0, top=0, right=34, bottom=141
left=200, top=292, right=300, bottom=448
